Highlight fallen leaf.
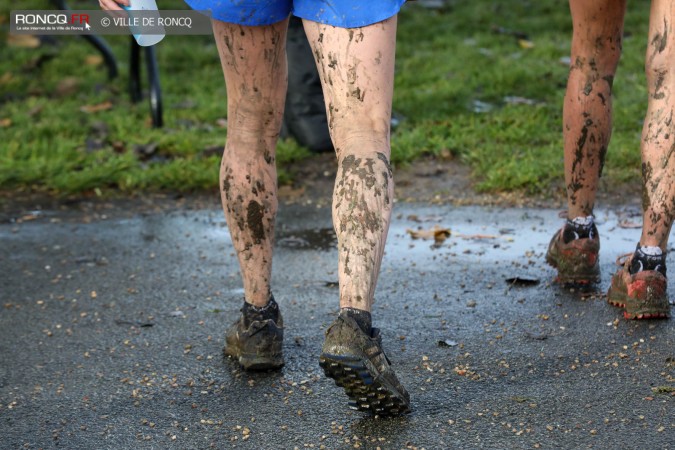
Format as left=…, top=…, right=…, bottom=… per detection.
left=438, top=339, right=458, bottom=347
left=56, top=77, right=80, bottom=97
left=0, top=118, right=11, bottom=128
left=112, top=141, right=126, bottom=153
left=618, top=219, right=642, bottom=229
left=18, top=211, right=42, bottom=222
left=406, top=226, right=451, bottom=243
left=80, top=101, right=113, bottom=113
left=0, top=72, right=14, bottom=85
left=518, top=39, right=535, bottom=49
left=7, top=34, right=40, bottom=48
left=407, top=214, right=444, bottom=223
left=439, top=148, right=453, bottom=159
left=85, top=55, right=103, bottom=66
left=505, top=276, right=540, bottom=286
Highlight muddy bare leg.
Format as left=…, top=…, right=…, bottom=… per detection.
left=310, top=17, right=411, bottom=413
left=304, top=18, right=397, bottom=312
left=213, top=19, right=288, bottom=307
left=640, top=1, right=675, bottom=251
left=564, top=0, right=626, bottom=218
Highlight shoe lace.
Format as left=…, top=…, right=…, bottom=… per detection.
left=370, top=328, right=392, bottom=366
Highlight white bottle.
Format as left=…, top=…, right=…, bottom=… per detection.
left=124, top=0, right=165, bottom=47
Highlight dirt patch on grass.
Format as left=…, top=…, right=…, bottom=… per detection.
left=0, top=154, right=642, bottom=222
left=278, top=153, right=642, bottom=210
left=279, top=153, right=515, bottom=207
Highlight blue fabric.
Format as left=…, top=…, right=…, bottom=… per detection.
left=183, top=0, right=405, bottom=28
left=294, top=0, right=405, bottom=28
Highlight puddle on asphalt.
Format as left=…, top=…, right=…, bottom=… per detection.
left=386, top=208, right=649, bottom=266
left=276, top=228, right=337, bottom=251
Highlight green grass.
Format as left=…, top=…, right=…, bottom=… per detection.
left=0, top=0, right=653, bottom=196
left=394, top=0, right=649, bottom=193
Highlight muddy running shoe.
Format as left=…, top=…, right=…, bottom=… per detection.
left=607, top=251, right=670, bottom=320
left=319, top=312, right=411, bottom=416
left=223, top=297, right=284, bottom=370
left=546, top=221, right=600, bottom=284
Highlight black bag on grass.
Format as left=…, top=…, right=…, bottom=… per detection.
left=282, top=16, right=333, bottom=153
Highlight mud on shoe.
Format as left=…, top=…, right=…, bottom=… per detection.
left=224, top=297, right=284, bottom=370
left=546, top=221, right=600, bottom=284
left=607, top=250, right=670, bottom=320
left=319, top=312, right=411, bottom=416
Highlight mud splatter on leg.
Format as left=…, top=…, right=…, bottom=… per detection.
left=303, top=17, right=397, bottom=311
left=639, top=2, right=675, bottom=250
left=212, top=19, right=288, bottom=306
left=563, top=0, right=626, bottom=218
left=332, top=153, right=393, bottom=308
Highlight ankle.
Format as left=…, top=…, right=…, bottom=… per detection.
left=562, top=216, right=596, bottom=243
left=242, top=295, right=279, bottom=324
left=629, top=244, right=667, bottom=276
left=341, top=307, right=372, bottom=334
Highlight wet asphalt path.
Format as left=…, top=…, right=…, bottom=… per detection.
left=0, top=201, right=673, bottom=449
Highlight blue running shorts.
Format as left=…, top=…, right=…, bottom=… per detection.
left=184, top=0, right=405, bottom=28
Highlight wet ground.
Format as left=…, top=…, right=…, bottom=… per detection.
left=0, top=198, right=673, bottom=449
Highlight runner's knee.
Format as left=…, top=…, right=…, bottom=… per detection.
left=570, top=29, right=622, bottom=79
left=227, top=98, right=285, bottom=149
left=330, top=119, right=390, bottom=158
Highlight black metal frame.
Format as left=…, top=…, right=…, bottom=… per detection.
left=130, top=40, right=163, bottom=127
left=52, top=0, right=163, bottom=127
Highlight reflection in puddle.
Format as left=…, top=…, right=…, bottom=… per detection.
left=277, top=228, right=337, bottom=251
